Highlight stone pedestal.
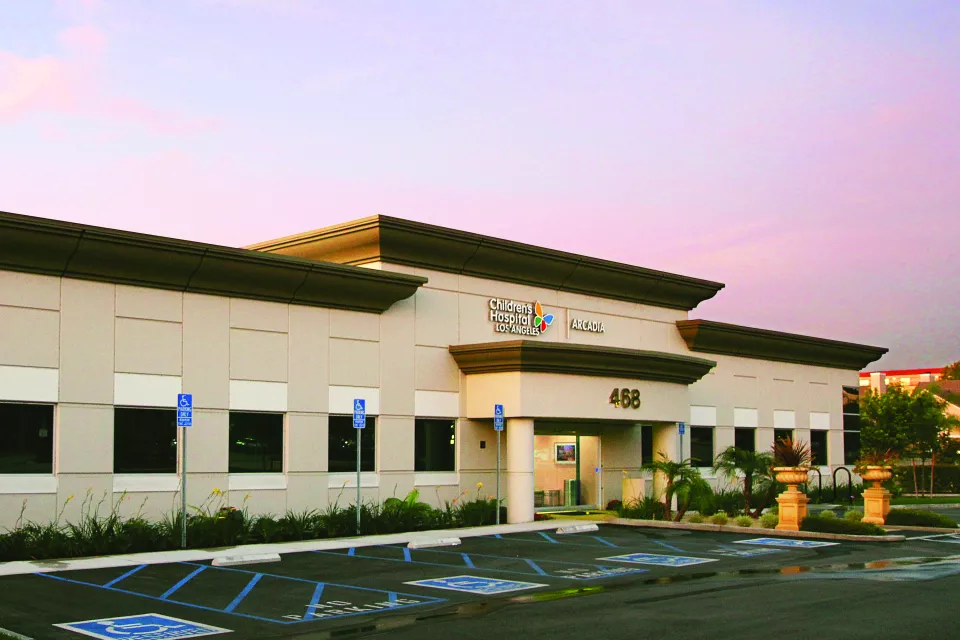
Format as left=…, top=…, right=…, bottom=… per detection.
left=775, top=486, right=809, bottom=531
left=862, top=486, right=891, bottom=525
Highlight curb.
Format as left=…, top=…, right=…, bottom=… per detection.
left=0, top=519, right=601, bottom=578
left=884, top=525, right=960, bottom=534
left=610, top=518, right=906, bottom=543
left=890, top=504, right=960, bottom=511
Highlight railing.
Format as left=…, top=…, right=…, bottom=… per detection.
left=832, top=467, right=854, bottom=503
left=808, top=467, right=823, bottom=503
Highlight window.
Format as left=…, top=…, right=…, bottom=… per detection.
left=114, top=408, right=177, bottom=474
left=641, top=425, right=654, bottom=465
left=328, top=415, right=376, bottom=472
left=0, top=403, right=54, bottom=474
left=842, top=385, right=860, bottom=465
left=734, top=428, right=755, bottom=452
left=690, top=427, right=714, bottom=467
left=811, top=430, right=828, bottom=466
left=229, top=412, right=284, bottom=473
left=415, top=419, right=456, bottom=472
left=774, top=428, right=794, bottom=445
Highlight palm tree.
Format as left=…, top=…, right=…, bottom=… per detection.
left=713, top=446, right=774, bottom=517
left=642, top=451, right=703, bottom=521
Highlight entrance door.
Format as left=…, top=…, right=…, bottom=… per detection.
left=533, top=423, right=601, bottom=510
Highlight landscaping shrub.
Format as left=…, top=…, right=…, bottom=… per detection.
left=617, top=497, right=667, bottom=521
left=819, top=510, right=837, bottom=519
left=759, top=512, right=779, bottom=529
left=734, top=515, right=754, bottom=528
left=884, top=509, right=958, bottom=529
left=694, top=489, right=745, bottom=517
left=687, top=513, right=706, bottom=524
left=844, top=509, right=864, bottom=522
left=605, top=499, right=622, bottom=511
left=800, top=515, right=886, bottom=536
left=710, top=511, right=729, bottom=526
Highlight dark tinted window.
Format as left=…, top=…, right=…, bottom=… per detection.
left=842, top=414, right=861, bottom=432
left=328, top=416, right=376, bottom=472
left=415, top=419, right=456, bottom=472
left=842, top=386, right=859, bottom=415
left=690, top=427, right=714, bottom=467
left=774, top=429, right=794, bottom=446
left=229, top=412, right=284, bottom=473
left=641, top=425, right=654, bottom=465
left=734, top=428, right=756, bottom=453
left=843, top=432, right=860, bottom=465
left=114, top=408, right=177, bottom=473
left=811, top=430, right=828, bottom=466
left=0, top=403, right=54, bottom=474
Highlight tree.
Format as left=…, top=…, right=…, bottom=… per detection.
left=941, top=360, right=960, bottom=381
left=713, top=446, right=774, bottom=517
left=641, top=452, right=704, bottom=521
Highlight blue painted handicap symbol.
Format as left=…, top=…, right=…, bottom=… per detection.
left=734, top=537, right=839, bottom=548
left=353, top=398, right=366, bottom=429
left=405, top=575, right=546, bottom=595
left=55, top=613, right=230, bottom=639
left=707, top=547, right=785, bottom=558
left=599, top=553, right=717, bottom=567
left=177, top=394, right=193, bottom=428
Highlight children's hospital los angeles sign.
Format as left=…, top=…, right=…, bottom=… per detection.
left=488, top=299, right=605, bottom=336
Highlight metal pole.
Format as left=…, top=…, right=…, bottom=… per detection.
left=356, top=427, right=362, bottom=535
left=181, top=426, right=187, bottom=549
left=496, top=429, right=501, bottom=525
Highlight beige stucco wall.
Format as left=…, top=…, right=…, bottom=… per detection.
left=0, top=264, right=862, bottom=528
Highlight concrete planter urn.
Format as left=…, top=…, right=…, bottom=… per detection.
left=860, top=465, right=893, bottom=525
left=774, top=466, right=810, bottom=531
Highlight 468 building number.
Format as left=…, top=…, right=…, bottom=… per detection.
left=609, top=388, right=641, bottom=409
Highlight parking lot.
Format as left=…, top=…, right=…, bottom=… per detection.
left=3, top=525, right=960, bottom=639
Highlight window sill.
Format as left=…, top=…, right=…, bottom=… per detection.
left=0, top=474, right=57, bottom=494
left=113, top=474, right=180, bottom=493
left=328, top=472, right=379, bottom=489
left=414, top=472, right=458, bottom=487
left=228, top=474, right=287, bottom=491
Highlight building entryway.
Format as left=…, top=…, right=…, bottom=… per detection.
left=533, top=422, right=602, bottom=511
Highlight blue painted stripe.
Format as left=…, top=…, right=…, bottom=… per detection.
left=103, top=564, right=146, bottom=588
left=651, top=539, right=684, bottom=552
left=494, top=534, right=503, bottom=539
left=388, top=592, right=398, bottom=603
left=224, top=573, right=263, bottom=613
left=403, top=548, right=412, bottom=562
left=461, top=553, right=475, bottom=569
left=160, top=565, right=207, bottom=600
left=307, top=582, right=325, bottom=609
left=347, top=547, right=356, bottom=556
left=538, top=532, right=560, bottom=544
left=592, top=536, right=618, bottom=548
left=35, top=572, right=286, bottom=625
left=524, top=559, right=548, bottom=576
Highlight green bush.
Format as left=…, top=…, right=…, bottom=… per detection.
left=885, top=508, right=958, bottom=529
left=687, top=513, right=706, bottom=524
left=893, top=465, right=960, bottom=495
left=844, top=509, right=864, bottom=522
left=694, top=489, right=745, bottom=517
left=759, top=512, right=779, bottom=529
left=800, top=515, right=886, bottom=536
left=734, top=515, right=753, bottom=528
left=819, top=510, right=837, bottom=519
left=617, top=497, right=667, bottom=521
left=710, top=511, right=729, bottom=526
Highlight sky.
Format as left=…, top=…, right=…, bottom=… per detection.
left=1, top=1, right=958, bottom=370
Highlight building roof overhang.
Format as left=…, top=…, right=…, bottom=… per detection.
left=448, top=340, right=717, bottom=385
left=248, top=215, right=725, bottom=311
left=0, top=210, right=426, bottom=313
left=676, top=319, right=888, bottom=370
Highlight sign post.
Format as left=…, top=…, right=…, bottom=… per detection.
left=678, top=421, right=685, bottom=465
left=494, top=404, right=504, bottom=525
left=177, top=393, right=193, bottom=549
left=353, top=399, right=366, bottom=535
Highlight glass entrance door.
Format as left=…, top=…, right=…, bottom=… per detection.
left=533, top=424, right=601, bottom=511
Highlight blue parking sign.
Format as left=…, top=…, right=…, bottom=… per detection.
left=55, top=613, right=230, bottom=639
left=177, top=394, right=192, bottom=428
left=353, top=399, right=366, bottom=429
left=494, top=404, right=504, bottom=431
left=405, top=575, right=545, bottom=595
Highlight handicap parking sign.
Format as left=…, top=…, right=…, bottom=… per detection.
left=734, top=537, right=839, bottom=549
left=493, top=404, right=504, bottom=431
left=177, top=393, right=192, bottom=428
left=598, top=552, right=717, bottom=567
left=55, top=613, right=231, bottom=639
left=353, top=399, right=366, bottom=429
left=405, top=575, right=546, bottom=595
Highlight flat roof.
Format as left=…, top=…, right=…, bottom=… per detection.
left=248, top=215, right=725, bottom=311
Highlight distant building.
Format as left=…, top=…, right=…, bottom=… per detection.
left=915, top=380, right=960, bottom=439
left=859, top=367, right=944, bottom=395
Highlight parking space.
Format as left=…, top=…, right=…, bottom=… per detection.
left=2, top=525, right=958, bottom=639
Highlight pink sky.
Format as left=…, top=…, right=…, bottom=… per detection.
left=1, top=1, right=958, bottom=369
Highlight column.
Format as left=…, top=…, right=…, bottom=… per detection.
left=506, top=418, right=534, bottom=523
